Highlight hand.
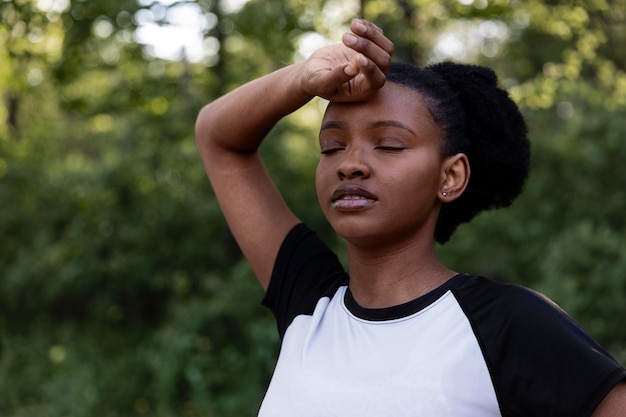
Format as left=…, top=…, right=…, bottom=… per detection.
left=301, top=19, right=394, bottom=102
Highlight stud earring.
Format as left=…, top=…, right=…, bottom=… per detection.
left=442, top=192, right=448, bottom=196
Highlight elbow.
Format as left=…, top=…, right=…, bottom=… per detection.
left=194, top=103, right=225, bottom=170
left=194, top=104, right=213, bottom=148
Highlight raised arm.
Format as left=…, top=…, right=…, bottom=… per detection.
left=195, top=19, right=394, bottom=289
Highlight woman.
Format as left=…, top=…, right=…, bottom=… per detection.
left=195, top=19, right=626, bottom=416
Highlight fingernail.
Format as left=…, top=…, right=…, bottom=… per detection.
left=353, top=19, right=365, bottom=32
left=344, top=33, right=357, bottom=46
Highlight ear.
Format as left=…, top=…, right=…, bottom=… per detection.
left=439, top=153, right=470, bottom=203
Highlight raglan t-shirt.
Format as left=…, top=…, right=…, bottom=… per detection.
left=259, top=223, right=626, bottom=416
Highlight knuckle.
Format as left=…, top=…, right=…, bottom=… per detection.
left=356, top=37, right=371, bottom=52
left=381, top=54, right=392, bottom=69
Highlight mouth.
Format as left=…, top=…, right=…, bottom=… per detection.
left=331, top=184, right=377, bottom=211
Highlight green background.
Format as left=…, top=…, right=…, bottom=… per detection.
left=1, top=0, right=625, bottom=415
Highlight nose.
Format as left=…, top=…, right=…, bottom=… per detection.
left=337, top=147, right=370, bottom=180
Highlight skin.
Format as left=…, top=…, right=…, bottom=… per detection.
left=195, top=19, right=393, bottom=290
left=316, top=82, right=469, bottom=307
left=593, top=382, right=626, bottom=417
left=194, top=18, right=626, bottom=416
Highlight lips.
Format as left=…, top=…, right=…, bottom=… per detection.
left=331, top=184, right=377, bottom=210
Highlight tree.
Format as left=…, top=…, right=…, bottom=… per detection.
left=1, top=0, right=624, bottom=415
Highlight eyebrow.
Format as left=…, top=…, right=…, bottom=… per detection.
left=371, top=120, right=416, bottom=136
left=320, top=120, right=345, bottom=131
left=320, top=120, right=416, bottom=136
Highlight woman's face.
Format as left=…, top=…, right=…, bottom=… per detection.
left=315, top=82, right=446, bottom=248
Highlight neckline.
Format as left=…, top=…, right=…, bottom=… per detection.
left=343, top=273, right=465, bottom=321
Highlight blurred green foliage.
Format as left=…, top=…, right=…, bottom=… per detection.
left=1, top=0, right=625, bottom=415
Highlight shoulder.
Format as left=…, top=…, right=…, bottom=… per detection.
left=451, top=274, right=567, bottom=327
left=454, top=274, right=564, bottom=312
left=270, top=223, right=346, bottom=281
left=451, top=274, right=626, bottom=417
left=451, top=274, right=607, bottom=359
left=263, top=223, right=348, bottom=339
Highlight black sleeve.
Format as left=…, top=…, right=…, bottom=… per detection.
left=453, top=275, right=626, bottom=417
left=262, top=223, right=348, bottom=340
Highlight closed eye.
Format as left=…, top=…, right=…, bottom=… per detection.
left=320, top=147, right=345, bottom=155
left=374, top=135, right=408, bottom=152
left=375, top=146, right=406, bottom=152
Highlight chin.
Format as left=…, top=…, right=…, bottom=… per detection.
left=330, top=218, right=389, bottom=247
left=330, top=214, right=435, bottom=251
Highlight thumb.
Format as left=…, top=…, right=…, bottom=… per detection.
left=343, top=53, right=367, bottom=77
left=316, top=63, right=357, bottom=100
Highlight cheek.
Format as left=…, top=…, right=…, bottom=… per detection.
left=315, top=162, right=328, bottom=205
left=388, top=163, right=441, bottom=202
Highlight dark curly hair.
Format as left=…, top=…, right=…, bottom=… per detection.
left=386, top=61, right=530, bottom=244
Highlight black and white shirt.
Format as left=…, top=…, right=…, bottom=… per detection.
left=259, top=224, right=625, bottom=416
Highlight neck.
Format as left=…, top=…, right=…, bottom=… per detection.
left=346, top=238, right=456, bottom=309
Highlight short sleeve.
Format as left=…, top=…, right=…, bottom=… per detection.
left=453, top=275, right=626, bottom=417
left=262, top=223, right=348, bottom=340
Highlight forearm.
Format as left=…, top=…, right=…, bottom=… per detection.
left=195, top=18, right=394, bottom=159
left=195, top=62, right=313, bottom=158
left=193, top=62, right=312, bottom=287
left=192, top=19, right=394, bottom=288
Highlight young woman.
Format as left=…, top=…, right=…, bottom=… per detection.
left=195, top=19, right=626, bottom=416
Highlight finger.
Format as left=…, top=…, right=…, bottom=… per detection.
left=354, top=53, right=386, bottom=90
left=342, top=33, right=392, bottom=75
left=314, top=61, right=359, bottom=100
left=343, top=58, right=360, bottom=77
left=351, top=19, right=394, bottom=57
left=343, top=23, right=393, bottom=73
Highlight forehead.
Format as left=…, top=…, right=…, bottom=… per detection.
left=322, top=82, right=434, bottom=127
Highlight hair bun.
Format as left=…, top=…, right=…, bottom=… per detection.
left=427, top=61, right=529, bottom=208
left=386, top=60, right=530, bottom=243
left=428, top=61, right=530, bottom=242
left=430, top=61, right=498, bottom=89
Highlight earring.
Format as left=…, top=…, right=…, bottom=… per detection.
left=442, top=192, right=448, bottom=196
